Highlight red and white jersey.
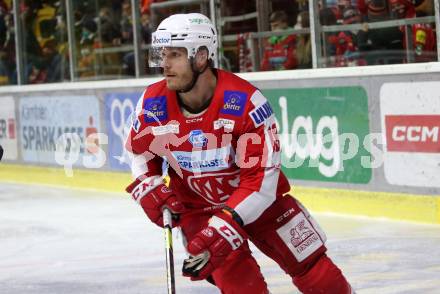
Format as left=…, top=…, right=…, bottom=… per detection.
left=126, top=69, right=290, bottom=226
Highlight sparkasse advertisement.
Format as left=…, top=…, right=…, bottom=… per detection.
left=19, top=96, right=101, bottom=165
left=0, top=96, right=18, bottom=160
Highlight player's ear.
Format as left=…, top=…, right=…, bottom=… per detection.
left=194, top=47, right=209, bottom=69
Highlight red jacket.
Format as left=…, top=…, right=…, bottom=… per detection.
left=261, top=35, right=297, bottom=71
left=412, top=23, right=437, bottom=62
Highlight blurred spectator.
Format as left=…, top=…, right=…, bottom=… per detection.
left=0, top=6, right=14, bottom=84
left=260, top=11, right=297, bottom=71
left=80, top=17, right=98, bottom=46
left=294, top=11, right=305, bottom=30
left=411, top=23, right=436, bottom=62
left=41, top=38, right=64, bottom=83
left=122, top=9, right=154, bottom=76
left=296, top=0, right=309, bottom=13
left=33, top=0, right=57, bottom=49
left=0, top=0, right=9, bottom=12
left=414, top=0, right=434, bottom=16
left=20, top=2, right=47, bottom=83
left=389, top=0, right=415, bottom=19
left=120, top=0, right=133, bottom=45
left=334, top=0, right=353, bottom=23
left=97, top=6, right=121, bottom=46
left=323, top=0, right=346, bottom=23
left=120, top=0, right=134, bottom=76
left=320, top=7, right=339, bottom=58
left=389, top=0, right=437, bottom=62
left=334, top=7, right=368, bottom=66
left=357, top=0, right=389, bottom=21
left=96, top=6, right=122, bottom=76
left=29, top=39, right=65, bottom=84
left=294, top=11, right=312, bottom=69
left=141, top=12, right=152, bottom=45
left=357, top=0, right=404, bottom=64
left=77, top=17, right=98, bottom=78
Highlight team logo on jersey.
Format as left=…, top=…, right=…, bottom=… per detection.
left=221, top=91, right=247, bottom=116
left=249, top=102, right=274, bottom=127
left=143, top=96, right=167, bottom=123
left=188, top=129, right=207, bottom=148
left=187, top=171, right=240, bottom=204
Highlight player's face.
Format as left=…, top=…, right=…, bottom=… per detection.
left=161, top=47, right=193, bottom=91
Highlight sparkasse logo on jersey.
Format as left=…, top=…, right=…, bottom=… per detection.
left=385, top=115, right=440, bottom=153
left=221, top=91, right=247, bottom=116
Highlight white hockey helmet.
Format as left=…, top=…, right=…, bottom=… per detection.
left=149, top=13, right=218, bottom=67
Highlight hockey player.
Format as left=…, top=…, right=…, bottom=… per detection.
left=125, top=13, right=354, bottom=293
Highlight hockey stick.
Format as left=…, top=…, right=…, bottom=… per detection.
left=163, top=208, right=176, bottom=294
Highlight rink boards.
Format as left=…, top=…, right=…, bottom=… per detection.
left=0, top=63, right=439, bottom=224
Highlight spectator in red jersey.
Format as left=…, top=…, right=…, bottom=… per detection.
left=320, top=7, right=339, bottom=63
left=334, top=7, right=368, bottom=66
left=334, top=0, right=352, bottom=23
left=334, top=7, right=360, bottom=66
left=389, top=0, right=437, bottom=62
left=260, top=11, right=297, bottom=71
left=389, top=0, right=416, bottom=18
left=357, top=0, right=388, bottom=21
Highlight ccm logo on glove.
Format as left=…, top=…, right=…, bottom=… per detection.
left=183, top=213, right=246, bottom=280
left=126, top=179, right=184, bottom=227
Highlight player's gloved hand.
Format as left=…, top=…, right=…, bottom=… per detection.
left=126, top=179, right=185, bottom=227
left=182, top=211, right=246, bottom=281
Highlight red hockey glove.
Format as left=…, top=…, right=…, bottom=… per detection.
left=182, top=212, right=246, bottom=281
left=126, top=179, right=185, bottom=227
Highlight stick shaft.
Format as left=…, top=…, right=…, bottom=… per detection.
left=163, top=208, right=176, bottom=294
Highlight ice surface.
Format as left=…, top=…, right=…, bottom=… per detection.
left=0, top=183, right=439, bottom=294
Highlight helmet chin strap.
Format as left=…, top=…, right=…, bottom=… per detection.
left=178, top=57, right=209, bottom=93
